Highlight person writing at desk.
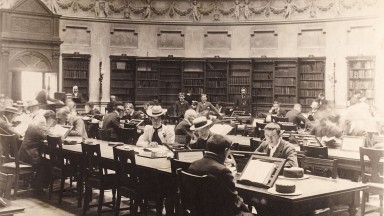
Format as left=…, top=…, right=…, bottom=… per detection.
left=175, top=109, right=198, bottom=144
left=255, top=123, right=298, bottom=167
left=84, top=101, right=100, bottom=116
left=56, top=107, right=88, bottom=139
left=189, top=116, right=213, bottom=150
left=136, top=105, right=175, bottom=148
left=269, top=101, right=286, bottom=117
left=121, top=103, right=142, bottom=121
left=102, top=104, right=124, bottom=141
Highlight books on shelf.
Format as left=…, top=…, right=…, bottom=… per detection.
left=349, top=80, right=374, bottom=89
left=138, top=72, right=158, bottom=80
left=63, top=59, right=88, bottom=70
left=228, top=77, right=250, bottom=85
left=252, top=73, right=272, bottom=80
left=64, top=70, right=87, bottom=79
left=349, top=69, right=374, bottom=78
left=300, top=81, right=323, bottom=88
left=275, top=78, right=296, bottom=86
left=253, top=82, right=272, bottom=88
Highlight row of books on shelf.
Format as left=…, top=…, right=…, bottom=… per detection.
left=111, top=89, right=134, bottom=95
left=206, top=88, right=226, bottom=95
left=206, top=81, right=227, bottom=88
left=184, top=80, right=204, bottom=86
left=111, top=81, right=134, bottom=87
left=275, top=96, right=297, bottom=104
left=253, top=73, right=272, bottom=80
left=64, top=70, right=87, bottom=79
left=159, top=77, right=181, bottom=81
left=299, top=90, right=322, bottom=97
left=137, top=64, right=158, bottom=71
left=274, top=87, right=296, bottom=95
left=275, top=78, right=296, bottom=86
left=63, top=60, right=88, bottom=70
left=300, top=81, right=323, bottom=88
left=111, top=62, right=133, bottom=70
left=229, top=62, right=251, bottom=70
left=206, top=71, right=226, bottom=78
left=137, top=73, right=159, bottom=80
left=253, top=64, right=274, bottom=70
left=185, top=87, right=204, bottom=95
left=299, top=62, right=325, bottom=73
left=136, top=88, right=159, bottom=95
left=183, top=73, right=204, bottom=79
left=299, top=73, right=323, bottom=80
left=229, top=71, right=250, bottom=77
left=349, top=70, right=374, bottom=78
left=228, top=77, right=250, bottom=85
left=349, top=80, right=374, bottom=89
left=159, top=95, right=178, bottom=102
left=275, top=69, right=297, bottom=77
left=137, top=81, right=158, bottom=88
left=252, top=88, right=273, bottom=96
left=209, top=96, right=227, bottom=103
left=299, top=98, right=314, bottom=106
left=136, top=95, right=158, bottom=101
left=111, top=73, right=134, bottom=80
left=228, top=86, right=246, bottom=94
left=183, top=63, right=204, bottom=71
left=63, top=80, right=87, bottom=88
left=253, top=82, right=273, bottom=88
left=349, top=60, right=375, bottom=69
left=159, top=82, right=181, bottom=88
left=254, top=97, right=274, bottom=104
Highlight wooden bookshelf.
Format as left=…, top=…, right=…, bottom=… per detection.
left=273, top=59, right=298, bottom=108
left=298, top=57, right=325, bottom=112
left=252, top=59, right=274, bottom=114
left=182, top=59, right=205, bottom=101
left=205, top=59, right=228, bottom=103
left=62, top=53, right=90, bottom=96
left=110, top=56, right=136, bottom=102
left=347, top=56, right=375, bottom=100
left=228, top=59, right=252, bottom=104
left=159, top=58, right=182, bottom=107
left=135, top=58, right=159, bottom=104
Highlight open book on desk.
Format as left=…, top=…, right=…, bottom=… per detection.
left=50, top=125, right=73, bottom=139
left=238, top=155, right=286, bottom=188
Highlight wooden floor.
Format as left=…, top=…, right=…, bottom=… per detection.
left=9, top=180, right=382, bottom=216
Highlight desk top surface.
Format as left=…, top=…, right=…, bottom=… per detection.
left=0, top=199, right=25, bottom=215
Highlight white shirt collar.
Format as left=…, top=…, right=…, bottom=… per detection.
left=268, top=138, right=281, bottom=157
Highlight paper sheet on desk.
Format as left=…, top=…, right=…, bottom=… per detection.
left=210, top=124, right=233, bottom=135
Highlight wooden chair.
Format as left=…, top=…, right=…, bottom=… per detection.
left=86, top=122, right=99, bottom=139
left=360, top=147, right=384, bottom=216
left=0, top=172, right=13, bottom=199
left=117, top=128, right=135, bottom=144
left=301, top=156, right=338, bottom=179
left=271, top=116, right=289, bottom=123
left=170, top=159, right=192, bottom=215
left=81, top=143, right=116, bottom=215
left=47, top=135, right=81, bottom=206
left=113, top=147, right=139, bottom=216
left=98, top=129, right=111, bottom=141
left=0, top=134, right=34, bottom=198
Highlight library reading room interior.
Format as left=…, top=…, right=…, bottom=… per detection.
left=0, top=0, right=384, bottom=215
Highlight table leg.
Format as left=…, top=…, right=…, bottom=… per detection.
left=348, top=191, right=359, bottom=216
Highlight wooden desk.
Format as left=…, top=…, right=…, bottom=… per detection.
left=59, top=138, right=367, bottom=216
left=0, top=199, right=25, bottom=216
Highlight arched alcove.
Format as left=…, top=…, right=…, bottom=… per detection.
left=10, top=51, right=52, bottom=72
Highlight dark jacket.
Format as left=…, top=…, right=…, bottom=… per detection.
left=190, top=133, right=212, bottom=150
left=174, top=119, right=194, bottom=144
left=255, top=139, right=298, bottom=167
left=196, top=101, right=220, bottom=115
left=18, top=124, right=48, bottom=165
left=234, top=95, right=252, bottom=114
left=285, top=109, right=308, bottom=127
left=106, top=101, right=116, bottom=113
left=188, top=152, right=250, bottom=216
left=102, top=111, right=120, bottom=139
left=121, top=111, right=142, bottom=121
left=173, top=100, right=190, bottom=117
left=88, top=108, right=101, bottom=116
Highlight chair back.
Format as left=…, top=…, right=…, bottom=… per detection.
left=118, top=128, right=135, bottom=144
left=360, top=147, right=384, bottom=184
left=47, top=135, right=63, bottom=168
left=279, top=123, right=298, bottom=133
left=86, top=122, right=99, bottom=139
left=271, top=116, right=289, bottom=123
left=0, top=172, right=13, bottom=199
left=250, top=138, right=261, bottom=151
left=301, top=156, right=338, bottom=179
left=170, top=159, right=191, bottom=178
left=81, top=143, right=103, bottom=180
left=0, top=134, right=18, bottom=166
left=177, top=169, right=233, bottom=216
left=113, top=147, right=137, bottom=187
left=98, top=129, right=111, bottom=141
left=256, top=122, right=267, bottom=140
left=175, top=135, right=187, bottom=145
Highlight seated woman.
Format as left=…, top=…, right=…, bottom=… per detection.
left=136, top=106, right=175, bottom=148
left=18, top=110, right=57, bottom=191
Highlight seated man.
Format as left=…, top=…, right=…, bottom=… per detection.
left=106, top=95, right=117, bottom=114
left=196, top=94, right=222, bottom=117
left=102, top=104, right=124, bottom=141
left=136, top=105, right=175, bottom=148
left=254, top=123, right=298, bottom=167
left=173, top=92, right=190, bottom=118
left=121, top=102, right=142, bottom=121
left=0, top=106, right=21, bottom=137
left=269, top=101, right=286, bottom=117
left=285, top=104, right=308, bottom=128
left=84, top=101, right=100, bottom=115
left=188, top=134, right=253, bottom=216
left=56, top=107, right=88, bottom=139
left=307, top=100, right=320, bottom=121
left=189, top=116, right=213, bottom=150
left=175, top=109, right=197, bottom=144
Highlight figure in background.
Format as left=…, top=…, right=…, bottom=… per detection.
left=189, top=116, right=213, bottom=150
left=269, top=101, right=286, bottom=117
left=191, top=0, right=201, bottom=22
left=136, top=106, right=175, bottom=147
left=106, top=95, right=117, bottom=113
left=190, top=101, right=198, bottom=111
left=121, top=103, right=142, bottom=121
left=307, top=100, right=320, bottom=121
left=65, top=99, right=77, bottom=116
left=188, top=134, right=254, bottom=216
left=71, top=85, right=85, bottom=104
left=56, top=107, right=88, bottom=139
left=255, top=123, right=298, bottom=167
left=185, top=90, right=193, bottom=105
left=173, top=92, right=190, bottom=118
left=234, top=0, right=241, bottom=20
left=0, top=106, right=21, bottom=138
left=84, top=101, right=100, bottom=116
left=196, top=94, right=222, bottom=117
left=175, top=109, right=198, bottom=144
left=283, top=0, right=293, bottom=19
left=26, top=100, right=46, bottom=125
left=347, top=89, right=363, bottom=107
left=102, top=104, right=124, bottom=141
left=285, top=104, right=308, bottom=129
left=35, top=89, right=63, bottom=106
left=12, top=101, right=31, bottom=137
left=234, top=87, right=251, bottom=114
left=316, top=92, right=328, bottom=111
left=243, top=0, right=251, bottom=19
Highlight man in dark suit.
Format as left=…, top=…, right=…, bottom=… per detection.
left=71, top=85, right=85, bottom=103
left=316, top=92, right=328, bottom=111
left=255, top=123, right=298, bottom=167
left=234, top=87, right=251, bottom=114
left=106, top=95, right=117, bottom=114
left=269, top=101, right=286, bottom=117
left=175, top=109, right=197, bottom=144
left=196, top=94, right=222, bottom=117
left=102, top=104, right=124, bottom=140
left=173, top=92, right=190, bottom=118
left=188, top=134, right=253, bottom=216
left=285, top=104, right=308, bottom=128
left=121, top=103, right=142, bottom=121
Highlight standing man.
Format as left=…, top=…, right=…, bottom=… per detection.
left=102, top=104, right=124, bottom=141
left=72, top=85, right=84, bottom=103
left=316, top=92, right=328, bottom=111
left=173, top=92, right=190, bottom=118
left=106, top=95, right=117, bottom=113
left=255, top=123, right=298, bottom=167
left=196, top=94, right=221, bottom=117
left=234, top=87, right=251, bottom=114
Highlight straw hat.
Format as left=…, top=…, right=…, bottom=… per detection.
left=25, top=100, right=40, bottom=107
left=13, top=101, right=25, bottom=107
left=4, top=106, right=21, bottom=115
left=190, top=116, right=212, bottom=131
left=146, top=105, right=167, bottom=118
